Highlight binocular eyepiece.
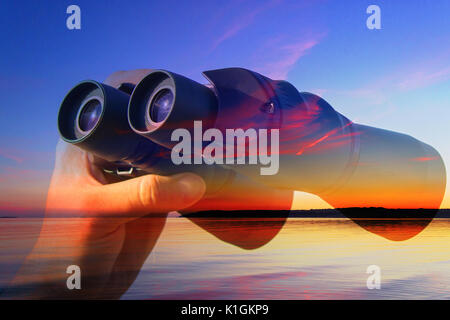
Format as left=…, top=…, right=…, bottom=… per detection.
left=58, top=67, right=357, bottom=195
left=58, top=69, right=220, bottom=165
left=57, top=70, right=237, bottom=191
left=127, top=70, right=218, bottom=149
left=58, top=80, right=162, bottom=167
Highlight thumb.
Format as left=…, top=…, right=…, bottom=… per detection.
left=92, top=173, right=206, bottom=217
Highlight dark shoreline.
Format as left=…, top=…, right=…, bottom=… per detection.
left=1, top=208, right=449, bottom=219
left=183, top=208, right=450, bottom=219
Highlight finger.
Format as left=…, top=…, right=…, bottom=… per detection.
left=90, top=172, right=206, bottom=218
left=54, top=140, right=88, bottom=172
left=185, top=171, right=294, bottom=212
left=100, top=215, right=167, bottom=298
left=51, top=140, right=103, bottom=186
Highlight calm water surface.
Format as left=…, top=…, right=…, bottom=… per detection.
left=1, top=217, right=450, bottom=299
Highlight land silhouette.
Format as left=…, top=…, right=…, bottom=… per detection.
left=1, top=207, right=448, bottom=244
left=183, top=208, right=449, bottom=242
left=1, top=207, right=449, bottom=219
left=183, top=207, right=450, bottom=218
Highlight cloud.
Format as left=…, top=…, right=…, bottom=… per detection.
left=210, top=0, right=283, bottom=51
left=410, top=156, right=440, bottom=162
left=318, top=52, right=450, bottom=124
left=205, top=0, right=326, bottom=80
left=255, top=37, right=323, bottom=80
left=0, top=145, right=54, bottom=166
left=331, top=51, right=450, bottom=101
left=0, top=146, right=55, bottom=212
left=396, top=66, right=450, bottom=91
left=0, top=166, right=52, bottom=213
left=0, top=149, right=24, bottom=163
left=328, top=87, right=389, bottom=106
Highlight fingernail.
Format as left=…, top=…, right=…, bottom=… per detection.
left=175, top=173, right=206, bottom=200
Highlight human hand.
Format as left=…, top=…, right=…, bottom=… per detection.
left=8, top=139, right=205, bottom=299
left=7, top=69, right=295, bottom=299
left=8, top=67, right=206, bottom=299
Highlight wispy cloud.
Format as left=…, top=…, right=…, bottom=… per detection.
left=254, top=36, right=324, bottom=79
left=330, top=51, right=450, bottom=102
left=318, top=51, right=450, bottom=125
left=0, top=147, right=53, bottom=165
left=410, top=156, right=440, bottom=162
left=210, top=0, right=283, bottom=52
left=396, top=66, right=450, bottom=91
left=0, top=149, right=24, bottom=163
left=0, top=146, right=55, bottom=212
left=0, top=166, right=52, bottom=213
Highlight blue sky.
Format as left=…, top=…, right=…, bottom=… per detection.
left=0, top=0, right=449, bottom=210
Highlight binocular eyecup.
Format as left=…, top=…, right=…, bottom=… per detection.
left=58, top=80, right=161, bottom=167
left=128, top=70, right=218, bottom=149
left=57, top=78, right=234, bottom=194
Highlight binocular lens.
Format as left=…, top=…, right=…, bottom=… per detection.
left=128, top=70, right=218, bottom=149
left=78, top=98, right=103, bottom=132
left=149, top=88, right=173, bottom=123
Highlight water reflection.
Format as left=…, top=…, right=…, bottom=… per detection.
left=2, top=215, right=450, bottom=299
left=185, top=211, right=289, bottom=249
left=125, top=216, right=450, bottom=299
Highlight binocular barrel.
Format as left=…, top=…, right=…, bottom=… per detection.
left=57, top=80, right=234, bottom=193
left=128, top=70, right=218, bottom=149
left=58, top=68, right=352, bottom=195
left=58, top=80, right=160, bottom=165
left=58, top=68, right=445, bottom=212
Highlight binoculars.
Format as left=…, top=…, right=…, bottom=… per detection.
left=58, top=68, right=446, bottom=210
left=58, top=68, right=355, bottom=194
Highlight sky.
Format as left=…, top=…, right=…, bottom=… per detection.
left=0, top=0, right=449, bottom=212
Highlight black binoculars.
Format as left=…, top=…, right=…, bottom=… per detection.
left=58, top=67, right=445, bottom=209
left=59, top=68, right=351, bottom=194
